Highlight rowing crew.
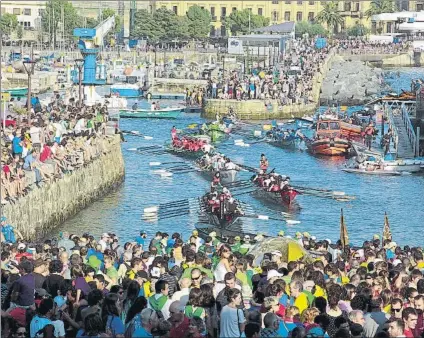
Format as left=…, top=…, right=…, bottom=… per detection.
left=252, top=171, right=292, bottom=193
left=197, top=153, right=240, bottom=171
left=203, top=189, right=243, bottom=217
left=266, top=128, right=305, bottom=141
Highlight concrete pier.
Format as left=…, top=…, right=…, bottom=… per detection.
left=3, top=136, right=125, bottom=240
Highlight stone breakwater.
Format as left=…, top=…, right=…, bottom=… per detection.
left=320, top=55, right=383, bottom=106
left=3, top=135, right=125, bottom=240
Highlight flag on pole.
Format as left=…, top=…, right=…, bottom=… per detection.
left=340, top=208, right=349, bottom=248
left=382, top=212, right=392, bottom=242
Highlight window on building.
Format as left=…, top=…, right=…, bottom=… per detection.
left=258, top=8, right=263, bottom=16
left=221, top=25, right=226, bottom=37
left=23, top=8, right=31, bottom=15
left=13, top=8, right=20, bottom=15
left=296, top=11, right=302, bottom=20
left=211, top=6, right=216, bottom=20
left=200, top=6, right=204, bottom=10
left=387, top=22, right=392, bottom=33
left=344, top=2, right=351, bottom=11
left=284, top=11, right=291, bottom=21
left=371, top=22, right=377, bottom=33
left=285, top=1, right=291, bottom=4
left=308, top=12, right=314, bottom=21
left=272, top=10, right=279, bottom=21
left=309, top=1, right=314, bottom=4
left=297, top=1, right=303, bottom=4
left=355, top=2, right=360, bottom=11
left=417, top=3, right=424, bottom=10
left=232, top=7, right=237, bottom=12
left=340, top=20, right=345, bottom=31
left=172, top=6, right=178, bottom=14
left=221, top=7, right=226, bottom=18
left=272, top=0, right=279, bottom=4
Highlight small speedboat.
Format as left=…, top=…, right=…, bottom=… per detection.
left=119, top=107, right=183, bottom=119
left=111, top=83, right=143, bottom=98
left=342, top=168, right=402, bottom=176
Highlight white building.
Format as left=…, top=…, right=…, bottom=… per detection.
left=1, top=0, right=46, bottom=30
left=372, top=11, right=424, bottom=34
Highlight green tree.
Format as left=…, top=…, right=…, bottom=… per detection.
left=85, top=17, right=98, bottom=29
left=295, top=21, right=327, bottom=37
left=225, top=9, right=270, bottom=35
left=132, top=9, right=160, bottom=41
left=365, top=0, right=396, bottom=18
left=152, top=8, right=185, bottom=40
left=186, top=5, right=211, bottom=39
left=41, top=0, right=82, bottom=46
left=346, top=23, right=369, bottom=36
left=0, top=13, right=18, bottom=35
left=17, top=24, right=23, bottom=41
left=316, top=1, right=343, bottom=34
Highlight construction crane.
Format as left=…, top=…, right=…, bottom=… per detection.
left=73, top=15, right=115, bottom=85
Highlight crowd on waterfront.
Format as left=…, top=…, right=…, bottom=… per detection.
left=1, top=217, right=423, bottom=338
left=336, top=39, right=411, bottom=55
left=0, top=94, right=117, bottom=204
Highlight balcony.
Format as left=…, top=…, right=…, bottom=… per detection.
left=339, top=10, right=361, bottom=17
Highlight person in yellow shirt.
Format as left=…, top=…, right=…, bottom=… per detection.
left=290, top=280, right=315, bottom=315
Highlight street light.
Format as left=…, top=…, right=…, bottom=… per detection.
left=74, top=58, right=85, bottom=107
left=22, top=60, right=36, bottom=123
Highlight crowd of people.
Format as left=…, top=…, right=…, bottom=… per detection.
left=336, top=39, right=411, bottom=55
left=0, top=94, right=120, bottom=205
left=1, top=216, right=423, bottom=338
left=200, top=37, right=333, bottom=108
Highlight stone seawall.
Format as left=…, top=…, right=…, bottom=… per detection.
left=2, top=136, right=125, bottom=240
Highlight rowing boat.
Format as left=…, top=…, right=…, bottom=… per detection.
left=198, top=195, right=243, bottom=228
left=342, top=168, right=402, bottom=176
left=252, top=188, right=299, bottom=206
left=197, top=167, right=239, bottom=185
left=119, top=107, right=183, bottom=119
left=165, top=143, right=205, bottom=159
left=267, top=138, right=296, bottom=148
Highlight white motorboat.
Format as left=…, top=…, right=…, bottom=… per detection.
left=381, top=159, right=424, bottom=173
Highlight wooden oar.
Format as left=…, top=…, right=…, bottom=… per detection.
left=143, top=210, right=191, bottom=221
left=122, top=130, right=153, bottom=140
left=149, top=161, right=188, bottom=166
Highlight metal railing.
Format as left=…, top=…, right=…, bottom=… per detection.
left=401, top=104, right=417, bottom=157
left=386, top=106, right=399, bottom=158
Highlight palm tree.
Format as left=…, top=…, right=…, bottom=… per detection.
left=316, top=1, right=343, bottom=34
left=365, top=0, right=396, bottom=19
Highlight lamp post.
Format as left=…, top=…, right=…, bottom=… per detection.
left=74, top=59, right=85, bottom=107
left=22, top=60, right=36, bottom=124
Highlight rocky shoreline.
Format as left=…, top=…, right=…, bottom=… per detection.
left=320, top=56, right=384, bottom=106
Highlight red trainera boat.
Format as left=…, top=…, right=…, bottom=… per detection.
left=251, top=177, right=299, bottom=207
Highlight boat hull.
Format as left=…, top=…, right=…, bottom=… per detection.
left=382, top=160, right=424, bottom=173
left=165, top=144, right=204, bottom=159
left=253, top=187, right=298, bottom=206
left=111, top=88, right=143, bottom=98
left=198, top=198, right=241, bottom=228
left=2, top=88, right=28, bottom=97
left=307, top=138, right=350, bottom=156
left=199, top=169, right=238, bottom=185
left=268, top=138, right=296, bottom=148
left=119, top=108, right=182, bottom=119
left=342, top=168, right=401, bottom=176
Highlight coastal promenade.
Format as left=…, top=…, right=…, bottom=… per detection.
left=3, top=135, right=125, bottom=239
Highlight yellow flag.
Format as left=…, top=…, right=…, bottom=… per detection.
left=340, top=208, right=349, bottom=248
left=383, top=212, right=392, bottom=242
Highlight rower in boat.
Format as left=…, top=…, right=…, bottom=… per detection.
left=171, top=126, right=177, bottom=140
left=132, top=102, right=138, bottom=110
left=260, top=154, right=269, bottom=172
left=210, top=173, right=222, bottom=193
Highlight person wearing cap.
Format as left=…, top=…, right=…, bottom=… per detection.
left=1, top=216, right=23, bottom=244
left=231, top=236, right=242, bottom=253
left=32, top=258, right=47, bottom=289
left=98, top=233, right=110, bottom=252
left=271, top=250, right=285, bottom=269
left=15, top=243, right=33, bottom=263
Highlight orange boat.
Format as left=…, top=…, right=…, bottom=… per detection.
left=307, top=120, right=362, bottom=156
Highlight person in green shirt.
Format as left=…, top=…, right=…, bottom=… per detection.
left=104, top=255, right=118, bottom=285
left=231, top=236, right=242, bottom=253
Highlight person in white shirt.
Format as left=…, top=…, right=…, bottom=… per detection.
left=171, top=278, right=191, bottom=306
left=29, top=123, right=42, bottom=147
left=98, top=233, right=110, bottom=252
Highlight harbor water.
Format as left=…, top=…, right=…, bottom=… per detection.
left=48, top=70, right=424, bottom=247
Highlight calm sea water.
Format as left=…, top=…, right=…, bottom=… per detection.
left=50, top=70, right=424, bottom=247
